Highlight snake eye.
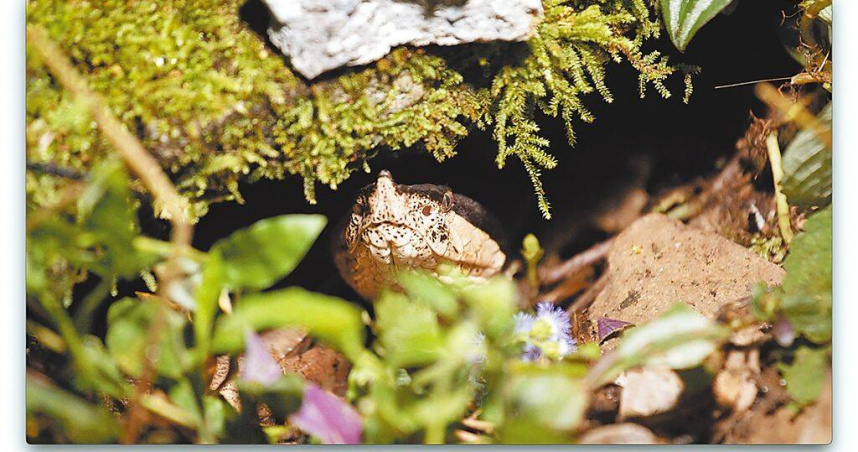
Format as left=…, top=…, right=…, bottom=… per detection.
left=353, top=200, right=366, bottom=216
left=422, top=205, right=433, bottom=216
left=442, top=191, right=453, bottom=212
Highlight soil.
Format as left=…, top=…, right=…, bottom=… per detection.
left=587, top=213, right=785, bottom=328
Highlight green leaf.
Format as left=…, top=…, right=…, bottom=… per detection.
left=395, top=271, right=458, bottom=319
left=375, top=291, right=444, bottom=368
left=211, top=214, right=327, bottom=291
left=661, top=0, right=734, bottom=52
left=780, top=207, right=832, bottom=343
left=461, top=277, right=517, bottom=341
left=193, top=251, right=226, bottom=358
left=211, top=287, right=365, bottom=361
left=591, top=303, right=729, bottom=385
left=238, top=373, right=305, bottom=420
left=782, top=103, right=832, bottom=209
left=490, top=364, right=589, bottom=440
left=105, top=298, right=191, bottom=379
left=77, top=159, right=152, bottom=277
left=778, top=346, right=829, bottom=406
left=27, top=376, right=121, bottom=443
left=78, top=336, right=132, bottom=398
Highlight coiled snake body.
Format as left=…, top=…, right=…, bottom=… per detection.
left=333, top=171, right=507, bottom=299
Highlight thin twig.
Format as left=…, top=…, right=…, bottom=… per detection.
left=26, top=25, right=193, bottom=257
left=28, top=24, right=196, bottom=443
left=567, top=272, right=610, bottom=314
left=539, top=238, right=615, bottom=286
left=26, top=161, right=85, bottom=180
left=714, top=76, right=793, bottom=90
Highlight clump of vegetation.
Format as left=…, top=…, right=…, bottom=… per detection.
left=27, top=0, right=691, bottom=219
left=25, top=0, right=833, bottom=445
left=27, top=157, right=731, bottom=443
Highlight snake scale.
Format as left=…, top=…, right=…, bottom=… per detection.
left=333, top=170, right=508, bottom=299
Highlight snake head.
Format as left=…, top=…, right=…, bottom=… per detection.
left=344, top=171, right=453, bottom=256
left=335, top=170, right=506, bottom=299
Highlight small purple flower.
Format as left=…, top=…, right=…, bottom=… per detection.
left=290, top=384, right=363, bottom=444
left=521, top=344, right=542, bottom=362
left=239, top=329, right=281, bottom=386
left=514, top=312, right=535, bottom=335
left=535, top=301, right=572, bottom=337
left=772, top=314, right=795, bottom=347
left=514, top=302, right=577, bottom=361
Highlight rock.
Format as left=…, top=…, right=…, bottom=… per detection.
left=263, top=0, right=543, bottom=79
left=618, top=367, right=685, bottom=419
left=713, top=350, right=760, bottom=413
left=579, top=423, right=664, bottom=444
left=588, top=213, right=784, bottom=328
left=723, top=372, right=831, bottom=444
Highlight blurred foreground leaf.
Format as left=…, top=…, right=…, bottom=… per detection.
left=212, top=287, right=365, bottom=361
left=211, top=215, right=327, bottom=291
left=778, top=346, right=829, bottom=407
left=780, top=206, right=832, bottom=343
left=27, top=376, right=120, bottom=443
left=106, top=298, right=191, bottom=379
left=375, top=291, right=444, bottom=368
left=590, top=303, right=729, bottom=385
left=290, top=384, right=363, bottom=444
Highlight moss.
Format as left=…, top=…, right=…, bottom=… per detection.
left=27, top=0, right=688, bottom=219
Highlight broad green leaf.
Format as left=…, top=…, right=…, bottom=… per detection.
left=106, top=298, right=191, bottom=379
left=193, top=251, right=225, bottom=358
left=490, top=363, right=589, bottom=439
left=591, top=303, right=729, bottom=385
left=780, top=207, right=832, bottom=343
left=211, top=287, right=365, bottom=361
left=778, top=346, right=829, bottom=406
left=27, top=376, right=121, bottom=443
left=396, top=271, right=458, bottom=319
left=211, top=214, right=327, bottom=291
left=77, top=160, right=152, bottom=277
left=782, top=103, right=832, bottom=209
left=461, top=277, right=517, bottom=341
left=375, top=291, right=444, bottom=368
left=78, top=336, right=132, bottom=398
left=661, top=0, right=734, bottom=52
left=169, top=378, right=204, bottom=427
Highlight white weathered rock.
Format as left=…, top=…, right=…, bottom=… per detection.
left=579, top=423, right=664, bottom=444
left=618, top=367, right=685, bottom=419
left=263, top=0, right=543, bottom=79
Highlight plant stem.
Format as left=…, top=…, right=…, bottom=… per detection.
left=26, top=24, right=194, bottom=281
left=73, top=277, right=112, bottom=333
left=765, top=132, right=795, bottom=244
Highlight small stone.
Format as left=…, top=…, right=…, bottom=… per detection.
left=713, top=350, right=760, bottom=413
left=263, top=0, right=543, bottom=79
left=618, top=367, right=684, bottom=419
left=579, top=423, right=664, bottom=444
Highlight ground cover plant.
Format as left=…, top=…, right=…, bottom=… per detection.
left=26, top=0, right=832, bottom=444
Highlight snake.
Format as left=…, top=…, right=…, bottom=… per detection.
left=332, top=170, right=508, bottom=299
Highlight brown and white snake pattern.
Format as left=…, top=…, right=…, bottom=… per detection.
left=332, top=171, right=507, bottom=299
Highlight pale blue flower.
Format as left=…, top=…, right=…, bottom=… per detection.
left=514, top=302, right=577, bottom=361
